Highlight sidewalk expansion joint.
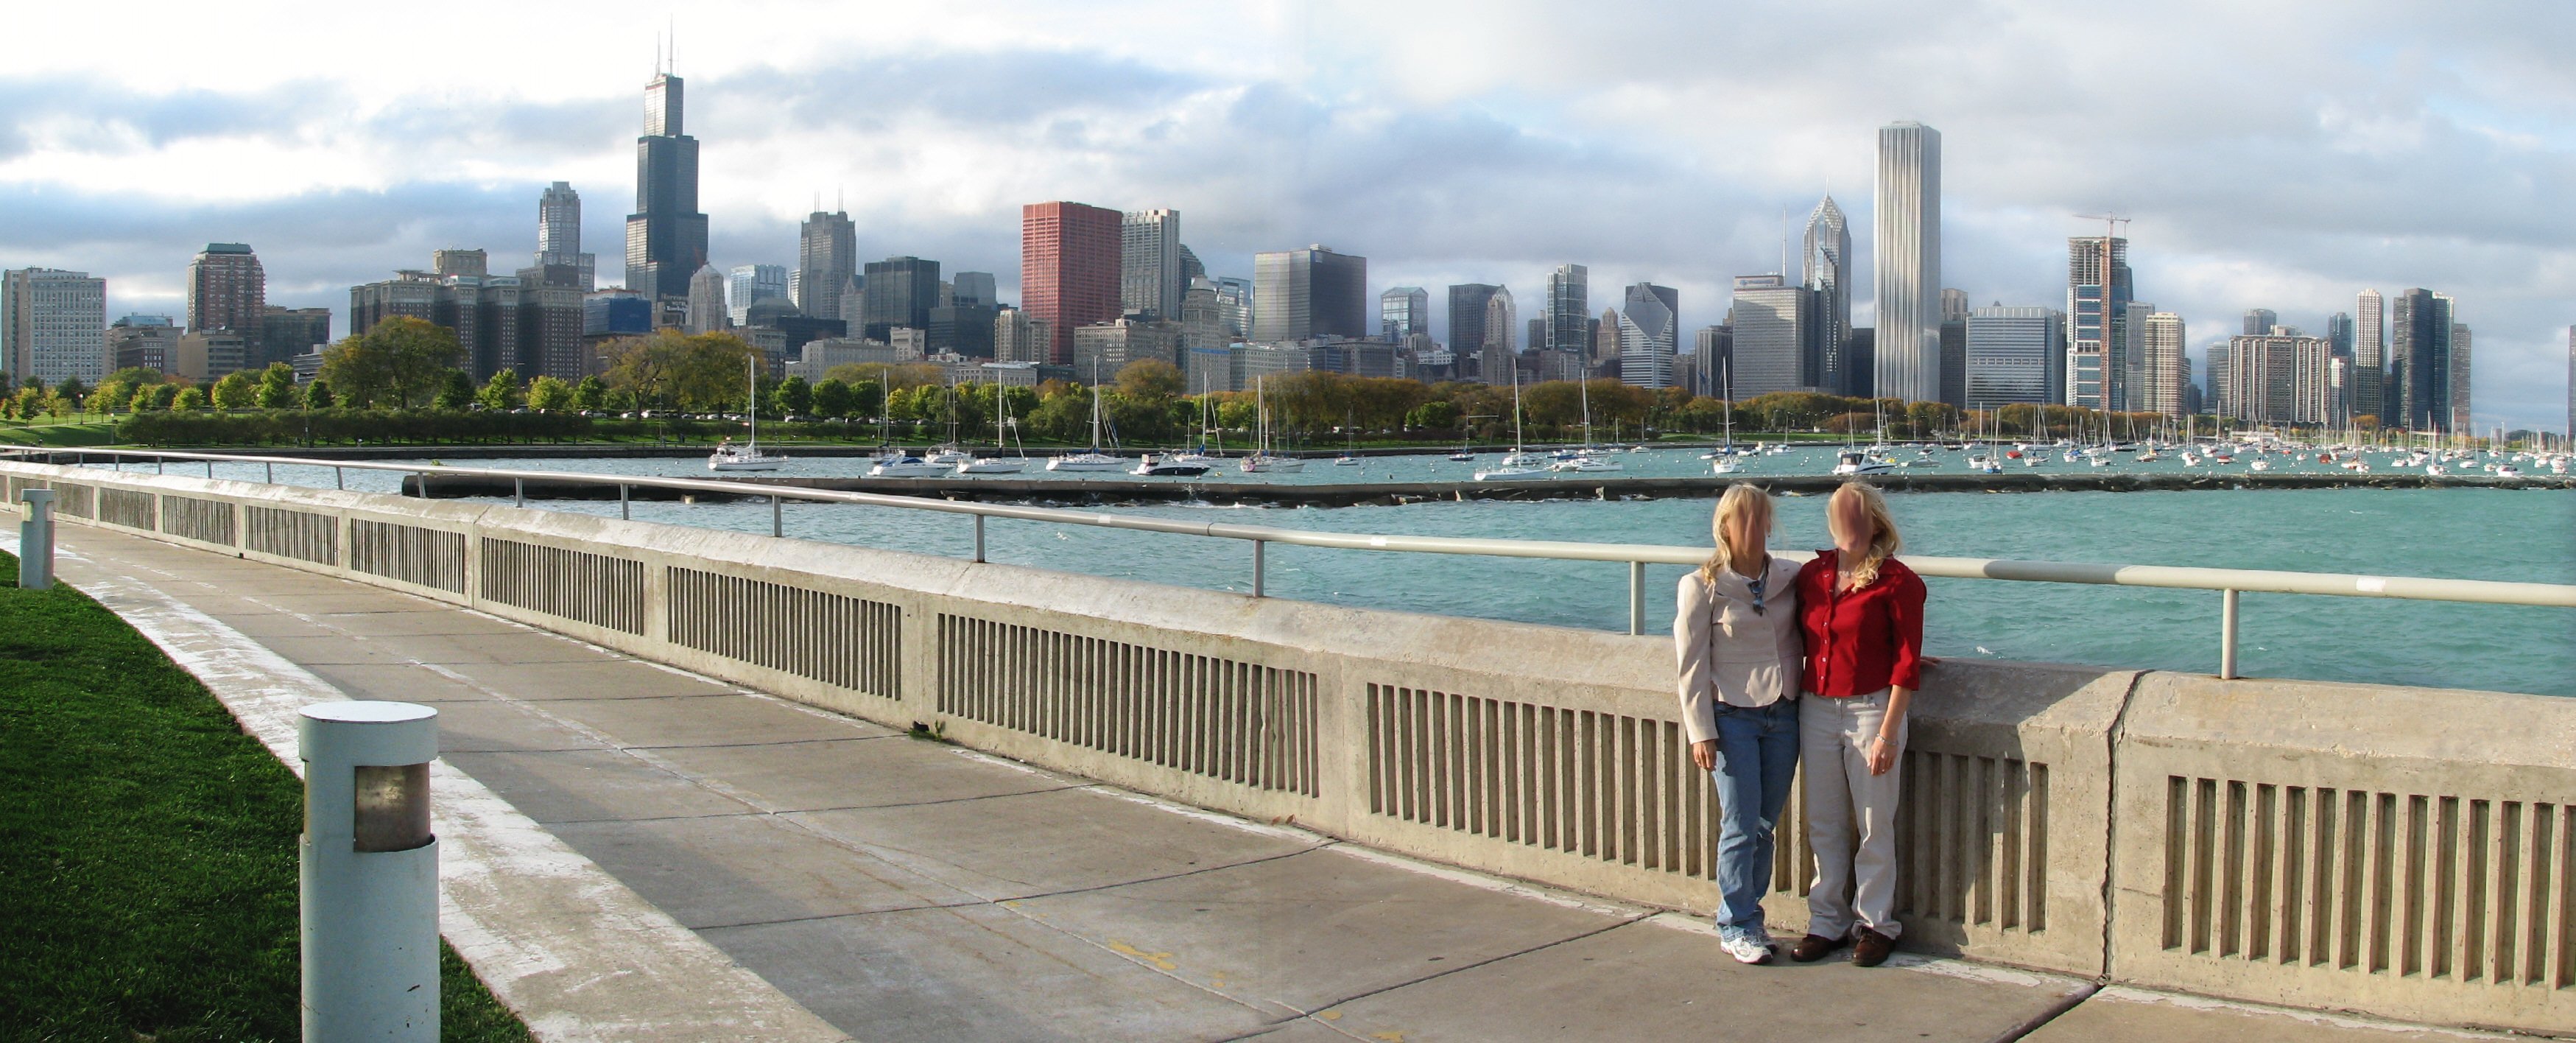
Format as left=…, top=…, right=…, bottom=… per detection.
left=1284, top=913, right=1651, bottom=1019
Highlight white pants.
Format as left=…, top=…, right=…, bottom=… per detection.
left=1800, top=688, right=1906, bottom=940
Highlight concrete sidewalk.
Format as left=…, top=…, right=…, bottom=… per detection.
left=55, top=525, right=2515, bottom=1042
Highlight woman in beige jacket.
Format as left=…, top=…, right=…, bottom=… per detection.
left=1672, top=483, right=1805, bottom=964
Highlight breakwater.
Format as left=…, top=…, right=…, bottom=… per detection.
left=404, top=468, right=2573, bottom=505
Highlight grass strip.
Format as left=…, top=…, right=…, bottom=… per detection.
left=0, top=550, right=530, bottom=1042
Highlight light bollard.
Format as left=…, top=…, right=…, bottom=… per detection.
left=300, top=702, right=440, bottom=1041
left=18, top=488, right=55, bottom=590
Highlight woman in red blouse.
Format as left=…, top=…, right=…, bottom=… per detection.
left=1785, top=482, right=1926, bottom=968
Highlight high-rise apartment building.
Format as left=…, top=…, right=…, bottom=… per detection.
left=2390, top=288, right=2453, bottom=432
left=687, top=265, right=728, bottom=333
left=1545, top=264, right=1589, bottom=357
left=1728, top=275, right=1816, bottom=398
left=1021, top=201, right=1122, bottom=364
left=2220, top=333, right=2332, bottom=424
left=795, top=209, right=856, bottom=320
left=535, top=182, right=597, bottom=291
left=1120, top=209, right=1182, bottom=320
left=2449, top=323, right=2473, bottom=435
left=108, top=315, right=180, bottom=374
left=258, top=306, right=331, bottom=369
left=1938, top=288, right=1968, bottom=408
left=1804, top=196, right=1853, bottom=391
left=1251, top=246, right=1367, bottom=343
left=1618, top=283, right=1678, bottom=390
left=993, top=306, right=1054, bottom=365
left=861, top=256, right=940, bottom=341
left=4, top=268, right=107, bottom=384
left=624, top=64, right=709, bottom=300
left=1873, top=122, right=1941, bottom=403
left=1446, top=284, right=1500, bottom=362
left=2065, top=235, right=2133, bottom=410
left=432, top=249, right=488, bottom=278
left=1379, top=287, right=1429, bottom=342
left=348, top=260, right=581, bottom=381
left=2141, top=312, right=2186, bottom=415
left=2242, top=309, right=2278, bottom=337
left=1963, top=306, right=2064, bottom=410
left=727, top=265, right=787, bottom=326
left=186, top=243, right=265, bottom=337
left=2354, top=289, right=2385, bottom=423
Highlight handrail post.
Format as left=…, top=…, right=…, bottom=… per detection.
left=156, top=455, right=164, bottom=474
left=771, top=496, right=782, bottom=538
left=973, top=514, right=986, bottom=563
left=266, top=461, right=275, bottom=484
left=513, top=478, right=524, bottom=508
left=1253, top=539, right=1266, bottom=598
left=334, top=466, right=345, bottom=490
left=619, top=483, right=630, bottom=520
left=1629, top=561, right=1646, bottom=636
left=2220, top=588, right=2241, bottom=679
left=207, top=460, right=215, bottom=478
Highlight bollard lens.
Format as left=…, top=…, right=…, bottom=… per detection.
left=351, top=763, right=433, bottom=852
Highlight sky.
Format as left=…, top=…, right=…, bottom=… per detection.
left=2, top=1, right=2571, bottom=432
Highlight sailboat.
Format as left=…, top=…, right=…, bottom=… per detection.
left=1140, top=392, right=1223, bottom=474
left=1710, top=359, right=1742, bottom=475
left=1046, top=365, right=1125, bottom=472
left=955, top=386, right=1027, bottom=474
left=1239, top=376, right=1305, bottom=474
left=1475, top=368, right=1550, bottom=482
left=709, top=354, right=789, bottom=471
left=926, top=383, right=974, bottom=466
left=1549, top=379, right=1622, bottom=472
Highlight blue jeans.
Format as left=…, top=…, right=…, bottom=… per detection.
left=1707, top=698, right=1801, bottom=931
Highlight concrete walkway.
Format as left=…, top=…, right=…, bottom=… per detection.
left=54, top=525, right=2518, bottom=1042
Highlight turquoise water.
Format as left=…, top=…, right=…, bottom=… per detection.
left=97, top=456, right=2576, bottom=697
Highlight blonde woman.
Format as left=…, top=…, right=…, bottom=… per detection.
left=1673, top=483, right=1804, bottom=965
left=1787, top=482, right=1926, bottom=968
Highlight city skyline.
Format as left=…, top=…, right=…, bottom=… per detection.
left=0, top=2, right=2568, bottom=430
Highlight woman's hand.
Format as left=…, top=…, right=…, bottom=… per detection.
left=1867, top=734, right=1899, bottom=776
left=1692, top=739, right=1718, bottom=772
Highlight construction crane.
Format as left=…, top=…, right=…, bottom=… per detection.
left=2074, top=212, right=2131, bottom=241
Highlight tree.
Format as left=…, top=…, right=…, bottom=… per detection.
left=55, top=377, right=87, bottom=410
left=134, top=383, right=180, bottom=412
left=1115, top=359, right=1184, bottom=403
left=256, top=362, right=298, bottom=410
left=303, top=379, right=334, bottom=409
left=90, top=379, right=129, bottom=416
left=602, top=330, right=761, bottom=413
left=172, top=386, right=208, bottom=411
left=527, top=374, right=574, bottom=413
left=317, top=317, right=460, bottom=409
left=812, top=378, right=854, bottom=419
left=571, top=376, right=607, bottom=412
left=476, top=370, right=524, bottom=412
left=211, top=371, right=258, bottom=410
left=772, top=375, right=813, bottom=417
left=433, top=370, right=476, bottom=411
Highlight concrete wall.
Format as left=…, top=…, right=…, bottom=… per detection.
left=7, top=460, right=2569, bottom=1034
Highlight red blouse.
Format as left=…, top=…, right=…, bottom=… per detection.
left=1795, top=549, right=1927, bottom=697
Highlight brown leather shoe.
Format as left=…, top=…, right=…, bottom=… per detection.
left=1787, top=933, right=1843, bottom=963
left=1851, top=927, right=1895, bottom=967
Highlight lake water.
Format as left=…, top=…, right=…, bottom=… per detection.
left=97, top=449, right=2576, bottom=697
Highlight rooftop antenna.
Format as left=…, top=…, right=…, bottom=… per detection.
left=668, top=16, right=676, bottom=75
left=1779, top=205, right=1790, bottom=281
left=653, top=30, right=662, bottom=76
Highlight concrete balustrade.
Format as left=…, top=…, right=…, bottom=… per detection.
left=6, top=458, right=2568, bottom=1035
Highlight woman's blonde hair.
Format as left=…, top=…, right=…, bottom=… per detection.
left=1698, top=483, right=1774, bottom=584
left=1829, top=481, right=1902, bottom=588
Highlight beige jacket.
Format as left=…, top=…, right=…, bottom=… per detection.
left=1672, top=555, right=1805, bottom=745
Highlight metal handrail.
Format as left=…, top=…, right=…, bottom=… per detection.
left=12, top=446, right=2573, bottom=678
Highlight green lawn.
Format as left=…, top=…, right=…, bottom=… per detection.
left=0, top=551, right=530, bottom=1042
left=0, top=419, right=122, bottom=447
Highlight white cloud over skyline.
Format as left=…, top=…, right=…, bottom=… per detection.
left=1, top=0, right=2569, bottom=430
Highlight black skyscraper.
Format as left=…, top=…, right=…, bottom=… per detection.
left=625, top=68, right=709, bottom=301
left=861, top=256, right=942, bottom=341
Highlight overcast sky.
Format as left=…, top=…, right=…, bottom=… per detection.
left=4, top=1, right=2570, bottom=431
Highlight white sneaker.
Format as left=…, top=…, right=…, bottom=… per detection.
left=1719, top=929, right=1774, bottom=965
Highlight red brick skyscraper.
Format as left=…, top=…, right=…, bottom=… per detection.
left=1021, top=202, right=1122, bottom=365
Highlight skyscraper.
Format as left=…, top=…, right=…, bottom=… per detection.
left=2390, top=288, right=2453, bottom=432
left=186, top=243, right=265, bottom=336
left=1483, top=288, right=1518, bottom=383
left=2065, top=235, right=2133, bottom=410
left=1446, top=284, right=1500, bottom=360
left=1120, top=209, right=1182, bottom=320
left=727, top=265, right=786, bottom=326
left=1728, top=275, right=1815, bottom=398
left=1546, top=264, right=1588, bottom=356
left=1963, top=306, right=2065, bottom=410
left=1938, top=288, right=1968, bottom=408
left=2323, top=312, right=2353, bottom=359
left=1250, top=246, right=1367, bottom=343
left=861, top=256, right=941, bottom=341
left=1873, top=122, right=1940, bottom=403
left=624, top=60, right=709, bottom=301
left=951, top=272, right=996, bottom=309
left=1804, top=196, right=1853, bottom=390
left=535, top=182, right=596, bottom=291
left=1021, top=201, right=1122, bottom=364
left=1379, top=287, right=1429, bottom=342
left=687, top=265, right=728, bottom=333
left=795, top=209, right=856, bottom=321
left=2354, top=289, right=2385, bottom=423
left=1618, top=282, right=1678, bottom=389
left=2142, top=312, right=2186, bottom=415
left=2220, top=333, right=2332, bottom=424
left=2242, top=309, right=2278, bottom=336
left=2449, top=323, right=2473, bottom=435
left=3, top=267, right=107, bottom=385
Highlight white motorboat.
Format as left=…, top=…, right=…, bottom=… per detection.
left=868, top=454, right=950, bottom=477
left=1549, top=454, right=1623, bottom=474
left=1131, top=452, right=1214, bottom=477
left=1710, top=457, right=1742, bottom=475
left=708, top=355, right=789, bottom=471
left=1831, top=450, right=1893, bottom=477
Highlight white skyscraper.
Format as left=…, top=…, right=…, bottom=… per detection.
left=795, top=209, right=856, bottom=321
left=687, top=264, right=728, bottom=334
left=3, top=267, right=108, bottom=385
left=1121, top=209, right=1183, bottom=320
left=1873, top=122, right=1941, bottom=403
left=535, top=181, right=596, bottom=290
left=1618, top=283, right=1678, bottom=390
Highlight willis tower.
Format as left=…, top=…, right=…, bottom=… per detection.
left=625, top=52, right=708, bottom=301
